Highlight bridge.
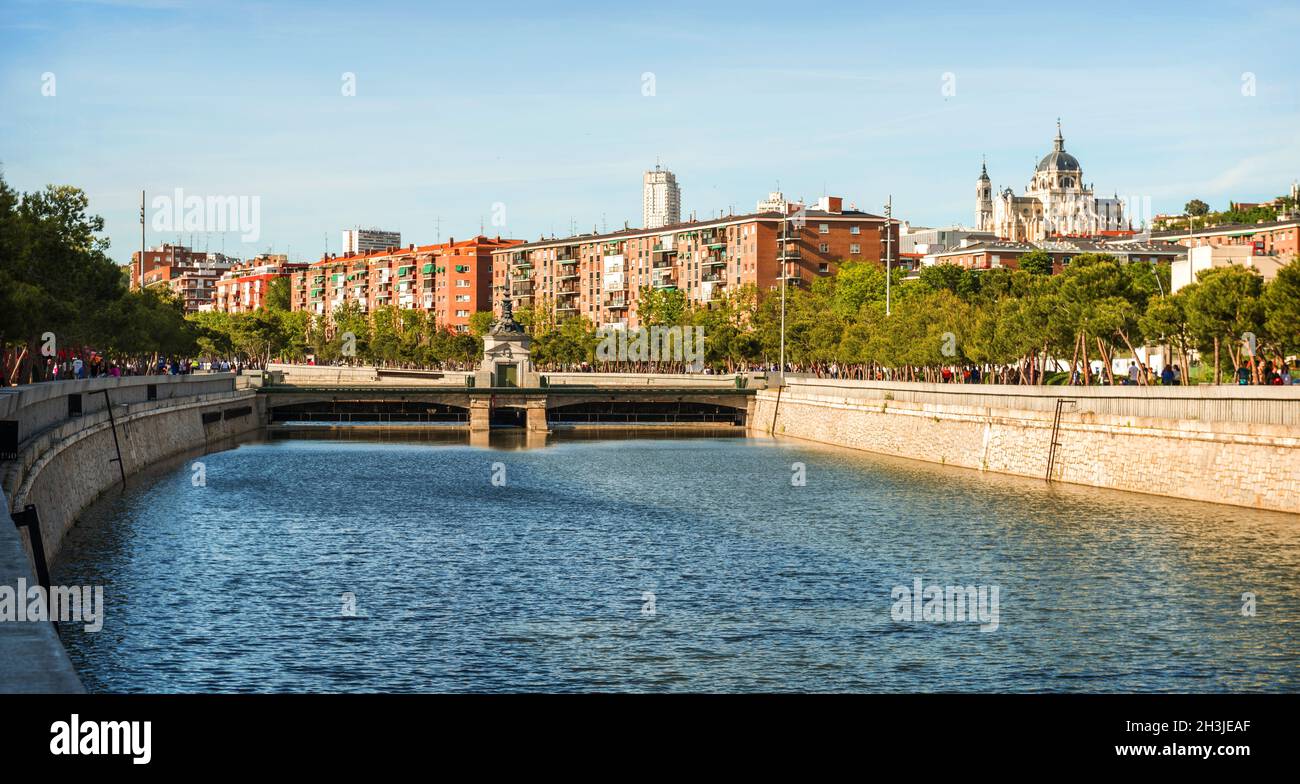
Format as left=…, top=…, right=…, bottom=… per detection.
left=259, top=365, right=764, bottom=431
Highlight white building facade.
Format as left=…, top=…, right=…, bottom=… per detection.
left=342, top=227, right=402, bottom=254
left=642, top=165, right=681, bottom=229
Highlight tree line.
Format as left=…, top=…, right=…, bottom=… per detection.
left=513, top=250, right=1299, bottom=384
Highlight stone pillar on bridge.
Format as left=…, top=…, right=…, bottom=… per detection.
left=469, top=397, right=491, bottom=432
left=526, top=398, right=549, bottom=432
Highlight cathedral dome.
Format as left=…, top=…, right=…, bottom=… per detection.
left=1036, top=149, right=1080, bottom=172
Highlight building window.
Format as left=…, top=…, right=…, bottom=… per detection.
left=850, top=225, right=860, bottom=235
left=819, top=243, right=829, bottom=253
left=850, top=244, right=861, bottom=255
left=819, top=223, right=830, bottom=234
left=819, top=263, right=829, bottom=273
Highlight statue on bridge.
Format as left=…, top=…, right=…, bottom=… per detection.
left=491, top=291, right=525, bottom=336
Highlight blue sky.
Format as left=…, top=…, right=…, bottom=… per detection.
left=2, top=0, right=1298, bottom=264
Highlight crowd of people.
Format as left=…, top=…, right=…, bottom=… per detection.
left=29, top=351, right=251, bottom=382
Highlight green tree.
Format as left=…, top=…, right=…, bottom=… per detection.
left=468, top=310, right=495, bottom=337
left=264, top=276, right=292, bottom=312
left=1018, top=249, right=1053, bottom=276
left=0, top=177, right=125, bottom=383
left=1183, top=265, right=1265, bottom=383
left=1263, top=257, right=1300, bottom=355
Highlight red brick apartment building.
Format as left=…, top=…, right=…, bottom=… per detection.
left=290, top=235, right=521, bottom=332
left=211, top=255, right=307, bottom=313
left=142, top=262, right=229, bottom=313
left=130, top=243, right=238, bottom=290
left=1149, top=217, right=1300, bottom=259
left=491, top=197, right=898, bottom=329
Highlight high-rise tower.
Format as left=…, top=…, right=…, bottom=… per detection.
left=643, top=165, right=681, bottom=229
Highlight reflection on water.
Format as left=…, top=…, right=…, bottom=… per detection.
left=52, top=429, right=1300, bottom=693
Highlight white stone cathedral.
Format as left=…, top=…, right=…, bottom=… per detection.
left=976, top=122, right=1126, bottom=242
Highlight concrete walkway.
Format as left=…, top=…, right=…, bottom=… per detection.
left=0, top=484, right=84, bottom=693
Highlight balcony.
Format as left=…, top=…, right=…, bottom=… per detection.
left=510, top=256, right=532, bottom=269
left=778, top=247, right=802, bottom=260
left=701, top=273, right=724, bottom=283
left=703, top=256, right=727, bottom=267
left=604, top=296, right=629, bottom=309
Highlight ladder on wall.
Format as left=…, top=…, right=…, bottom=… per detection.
left=1045, top=398, right=1076, bottom=483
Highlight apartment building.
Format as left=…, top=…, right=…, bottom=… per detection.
left=290, top=235, right=521, bottom=332
left=492, top=196, right=897, bottom=330
left=142, top=258, right=233, bottom=313
left=129, top=243, right=238, bottom=290
left=210, top=254, right=307, bottom=313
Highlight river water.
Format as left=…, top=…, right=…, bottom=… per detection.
left=52, top=430, right=1299, bottom=693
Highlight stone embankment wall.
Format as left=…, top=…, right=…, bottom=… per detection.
left=754, top=378, right=1300, bottom=514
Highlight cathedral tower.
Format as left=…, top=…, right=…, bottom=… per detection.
left=976, top=157, right=993, bottom=232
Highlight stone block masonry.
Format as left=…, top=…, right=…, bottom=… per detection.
left=754, top=380, right=1300, bottom=515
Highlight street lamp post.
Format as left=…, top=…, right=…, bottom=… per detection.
left=138, top=190, right=145, bottom=291
left=779, top=211, right=787, bottom=382
left=884, top=196, right=892, bottom=317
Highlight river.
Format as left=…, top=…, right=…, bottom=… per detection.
left=51, top=430, right=1300, bottom=693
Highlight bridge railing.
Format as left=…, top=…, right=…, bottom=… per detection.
left=543, top=372, right=765, bottom=389
left=266, top=363, right=472, bottom=387
left=266, top=363, right=767, bottom=390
